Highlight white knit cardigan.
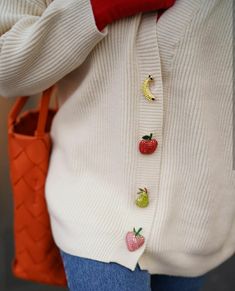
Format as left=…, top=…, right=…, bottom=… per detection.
left=0, top=0, right=234, bottom=276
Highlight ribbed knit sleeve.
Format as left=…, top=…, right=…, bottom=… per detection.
left=0, top=0, right=108, bottom=98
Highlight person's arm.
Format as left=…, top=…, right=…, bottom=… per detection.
left=0, top=0, right=108, bottom=98
left=91, top=0, right=176, bottom=32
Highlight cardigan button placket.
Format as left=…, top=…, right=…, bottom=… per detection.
left=126, top=74, right=158, bottom=250
left=125, top=12, right=164, bottom=255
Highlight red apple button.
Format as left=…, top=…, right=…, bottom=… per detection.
left=139, top=133, right=158, bottom=154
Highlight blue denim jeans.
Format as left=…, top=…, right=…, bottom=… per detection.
left=59, top=249, right=207, bottom=291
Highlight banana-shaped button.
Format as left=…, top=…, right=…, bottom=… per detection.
left=141, top=74, right=156, bottom=101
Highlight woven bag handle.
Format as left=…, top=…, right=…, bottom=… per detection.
left=35, top=84, right=58, bottom=137
left=8, top=84, right=58, bottom=137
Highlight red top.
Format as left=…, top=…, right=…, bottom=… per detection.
left=91, top=0, right=176, bottom=31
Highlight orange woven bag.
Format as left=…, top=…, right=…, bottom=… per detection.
left=7, top=84, right=68, bottom=287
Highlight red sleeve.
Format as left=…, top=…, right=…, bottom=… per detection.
left=90, top=0, right=176, bottom=32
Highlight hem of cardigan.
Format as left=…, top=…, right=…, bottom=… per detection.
left=48, top=209, right=235, bottom=276
left=48, top=210, right=145, bottom=272
left=138, top=243, right=235, bottom=276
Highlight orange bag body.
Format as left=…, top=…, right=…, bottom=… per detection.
left=7, top=84, right=68, bottom=286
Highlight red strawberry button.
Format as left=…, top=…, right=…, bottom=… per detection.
left=126, top=227, right=145, bottom=251
left=139, top=133, right=158, bottom=154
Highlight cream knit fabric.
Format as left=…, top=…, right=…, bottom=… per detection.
left=0, top=0, right=234, bottom=276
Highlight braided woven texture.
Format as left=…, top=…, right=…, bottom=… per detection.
left=8, top=109, right=67, bottom=286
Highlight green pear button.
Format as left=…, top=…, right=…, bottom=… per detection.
left=135, top=187, right=149, bottom=208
